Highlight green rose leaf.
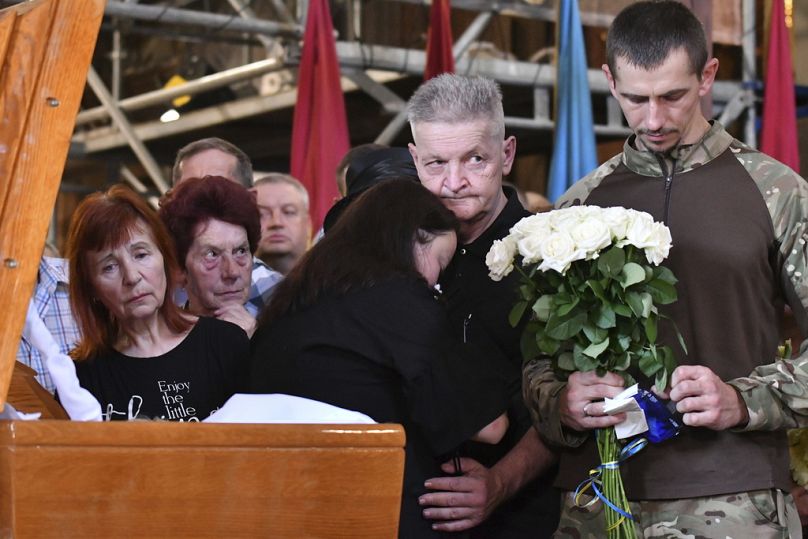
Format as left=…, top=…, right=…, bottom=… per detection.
left=583, top=322, right=608, bottom=343
left=531, top=295, right=553, bottom=322
left=638, top=348, right=662, bottom=377
left=557, top=351, right=575, bottom=371
left=640, top=292, right=653, bottom=318
left=509, top=300, right=529, bottom=327
left=586, top=279, right=607, bottom=301
left=620, top=262, right=646, bottom=289
left=583, top=337, right=610, bottom=359
left=546, top=312, right=587, bottom=340
left=644, top=313, right=658, bottom=342
left=662, top=346, right=677, bottom=375
left=613, top=303, right=633, bottom=317
left=655, top=368, right=669, bottom=393
left=626, top=291, right=644, bottom=318
left=573, top=345, right=599, bottom=371
left=597, top=246, right=626, bottom=279
left=537, top=333, right=560, bottom=356
left=627, top=291, right=653, bottom=319
left=616, top=334, right=632, bottom=352
left=654, top=266, right=678, bottom=285
left=593, top=301, right=617, bottom=329
left=557, top=296, right=581, bottom=317
left=612, top=352, right=631, bottom=371
left=647, top=279, right=678, bottom=305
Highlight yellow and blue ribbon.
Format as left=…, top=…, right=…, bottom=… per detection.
left=573, top=437, right=647, bottom=522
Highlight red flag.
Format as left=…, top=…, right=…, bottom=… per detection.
left=424, top=0, right=454, bottom=80
left=290, top=0, right=350, bottom=231
left=760, top=0, right=799, bottom=171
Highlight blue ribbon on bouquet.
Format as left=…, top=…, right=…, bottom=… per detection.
left=573, top=437, right=647, bottom=521
left=572, top=388, right=682, bottom=521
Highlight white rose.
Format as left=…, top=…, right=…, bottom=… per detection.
left=486, top=236, right=518, bottom=281
left=569, top=217, right=612, bottom=259
left=643, top=222, right=673, bottom=265
left=600, top=206, right=633, bottom=241
left=618, top=211, right=672, bottom=265
left=622, top=211, right=657, bottom=249
left=517, top=233, right=545, bottom=265
left=510, top=213, right=551, bottom=241
left=537, top=231, right=583, bottom=274
left=548, top=206, right=587, bottom=231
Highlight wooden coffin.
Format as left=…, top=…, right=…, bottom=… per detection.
left=0, top=421, right=405, bottom=538
left=0, top=2, right=406, bottom=537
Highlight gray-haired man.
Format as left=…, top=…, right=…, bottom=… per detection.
left=407, top=73, right=559, bottom=538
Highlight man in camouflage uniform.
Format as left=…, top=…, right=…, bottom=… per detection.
left=523, top=2, right=807, bottom=537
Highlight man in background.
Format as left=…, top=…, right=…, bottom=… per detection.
left=252, top=174, right=312, bottom=275
left=172, top=137, right=253, bottom=188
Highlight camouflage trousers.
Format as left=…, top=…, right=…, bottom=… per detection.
left=554, top=489, right=802, bottom=538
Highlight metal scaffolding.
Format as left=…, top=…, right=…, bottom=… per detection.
left=75, top=0, right=757, bottom=194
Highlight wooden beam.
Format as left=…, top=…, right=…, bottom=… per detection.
left=0, top=0, right=106, bottom=410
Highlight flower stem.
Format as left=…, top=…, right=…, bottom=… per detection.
left=596, top=427, right=637, bottom=539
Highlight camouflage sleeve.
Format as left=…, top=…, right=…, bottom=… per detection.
left=554, top=154, right=624, bottom=209
left=522, top=357, right=589, bottom=448
left=728, top=150, right=808, bottom=431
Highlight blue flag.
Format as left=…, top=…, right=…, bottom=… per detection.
left=547, top=0, right=598, bottom=203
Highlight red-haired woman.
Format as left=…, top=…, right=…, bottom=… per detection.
left=66, top=185, right=248, bottom=421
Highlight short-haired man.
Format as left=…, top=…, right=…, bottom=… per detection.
left=172, top=137, right=253, bottom=187
left=252, top=174, right=312, bottom=275
left=159, top=176, right=276, bottom=337
left=523, top=2, right=808, bottom=536
left=407, top=73, right=559, bottom=537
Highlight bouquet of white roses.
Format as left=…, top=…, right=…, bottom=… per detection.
left=487, top=205, right=684, bottom=539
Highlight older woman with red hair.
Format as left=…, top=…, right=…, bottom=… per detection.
left=159, top=175, right=267, bottom=337
left=66, top=184, right=248, bottom=421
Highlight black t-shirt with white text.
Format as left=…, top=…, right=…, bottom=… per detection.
left=75, top=317, right=249, bottom=421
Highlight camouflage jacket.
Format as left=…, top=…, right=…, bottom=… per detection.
left=523, top=122, right=808, bottom=498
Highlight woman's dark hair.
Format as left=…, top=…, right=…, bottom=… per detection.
left=158, top=175, right=261, bottom=268
left=66, top=184, right=192, bottom=360
left=262, top=179, right=458, bottom=325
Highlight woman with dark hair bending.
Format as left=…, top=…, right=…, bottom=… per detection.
left=66, top=185, right=248, bottom=421
left=251, top=179, right=513, bottom=538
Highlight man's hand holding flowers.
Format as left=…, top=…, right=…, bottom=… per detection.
left=658, top=365, right=749, bottom=430
left=560, top=371, right=627, bottom=432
